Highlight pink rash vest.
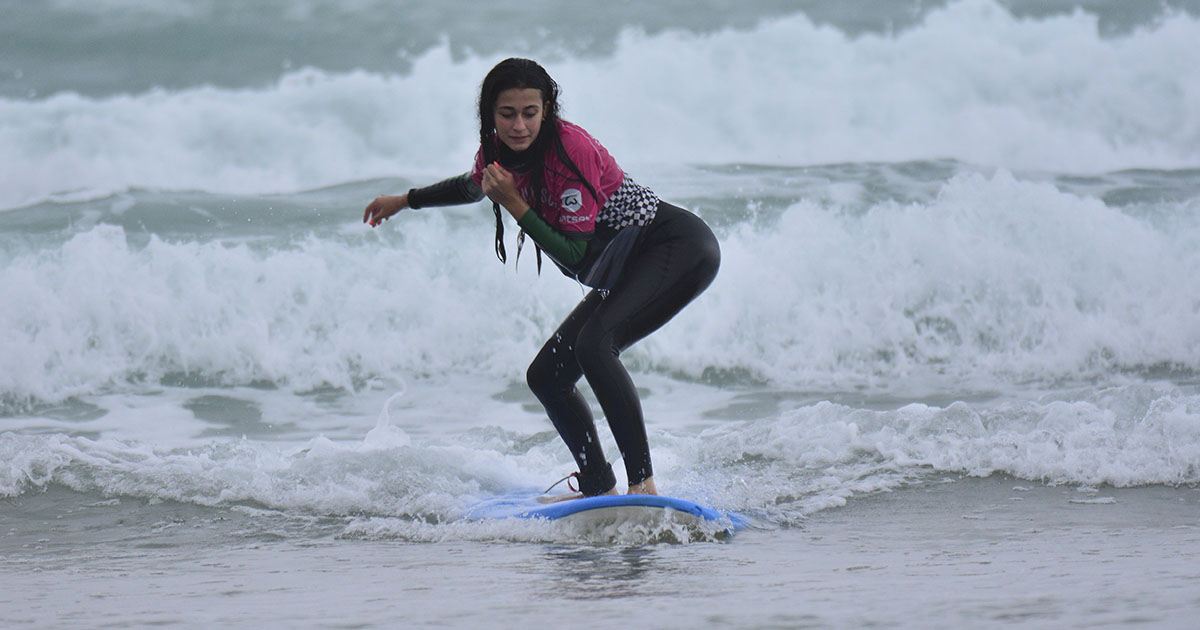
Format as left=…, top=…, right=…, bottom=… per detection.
left=471, top=120, right=660, bottom=289
left=471, top=121, right=623, bottom=238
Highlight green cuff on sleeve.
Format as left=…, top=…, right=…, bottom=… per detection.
left=516, top=211, right=588, bottom=266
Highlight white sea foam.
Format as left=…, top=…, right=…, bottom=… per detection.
left=3, top=172, right=1198, bottom=404
left=724, top=388, right=1200, bottom=486
left=3, top=381, right=1196, bottom=532
left=2, top=0, right=1199, bottom=210
left=645, top=170, right=1200, bottom=386
left=0, top=213, right=568, bottom=403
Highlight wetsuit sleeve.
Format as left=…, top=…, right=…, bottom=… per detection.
left=407, top=172, right=484, bottom=209
left=517, top=210, right=587, bottom=266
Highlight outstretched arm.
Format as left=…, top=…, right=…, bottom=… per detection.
left=364, top=172, right=484, bottom=227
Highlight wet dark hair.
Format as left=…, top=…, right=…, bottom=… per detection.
left=479, top=58, right=598, bottom=265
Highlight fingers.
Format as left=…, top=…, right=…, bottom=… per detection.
left=363, top=197, right=390, bottom=227
left=481, top=162, right=514, bottom=201
left=364, top=199, right=383, bottom=227
left=482, top=162, right=506, bottom=184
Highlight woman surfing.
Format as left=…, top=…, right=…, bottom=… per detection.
left=363, top=58, right=720, bottom=498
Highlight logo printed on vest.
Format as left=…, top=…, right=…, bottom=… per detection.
left=561, top=188, right=583, bottom=213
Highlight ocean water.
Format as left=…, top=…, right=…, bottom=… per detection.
left=3, top=0, right=1200, bottom=627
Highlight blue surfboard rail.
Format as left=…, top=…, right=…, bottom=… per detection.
left=465, top=493, right=747, bottom=531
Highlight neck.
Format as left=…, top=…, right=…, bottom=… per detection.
left=497, top=138, right=539, bottom=173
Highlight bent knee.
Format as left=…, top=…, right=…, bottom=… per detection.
left=573, top=326, right=619, bottom=375
left=526, top=354, right=555, bottom=397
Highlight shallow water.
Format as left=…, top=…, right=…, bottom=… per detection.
left=5, top=478, right=1199, bottom=628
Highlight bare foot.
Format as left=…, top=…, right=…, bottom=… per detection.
left=626, top=477, right=658, bottom=496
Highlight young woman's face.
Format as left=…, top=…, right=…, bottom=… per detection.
left=493, top=88, right=547, bottom=152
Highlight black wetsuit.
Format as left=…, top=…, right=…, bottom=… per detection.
left=525, top=201, right=719, bottom=494
left=408, top=153, right=719, bottom=495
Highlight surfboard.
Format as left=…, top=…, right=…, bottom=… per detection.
left=464, top=493, right=746, bottom=533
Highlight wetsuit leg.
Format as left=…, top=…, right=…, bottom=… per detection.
left=575, top=203, right=720, bottom=486
left=526, top=292, right=616, bottom=495
left=526, top=202, right=720, bottom=494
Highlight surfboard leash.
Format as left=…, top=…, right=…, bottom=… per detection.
left=543, top=472, right=579, bottom=494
